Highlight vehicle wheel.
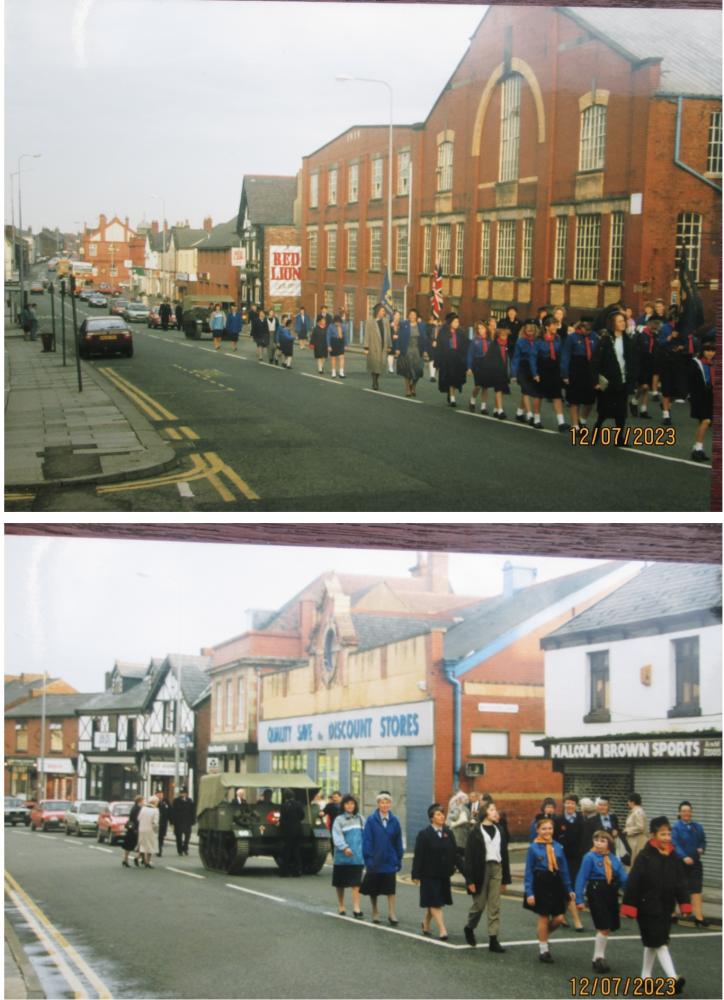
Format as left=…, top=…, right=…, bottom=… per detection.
left=227, top=836, right=250, bottom=875
left=198, top=831, right=211, bottom=870
left=65, top=825, right=70, bottom=836
left=302, top=840, right=329, bottom=875
left=10, top=820, right=17, bottom=827
left=43, top=822, right=49, bottom=832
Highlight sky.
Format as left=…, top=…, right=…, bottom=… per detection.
left=5, top=0, right=485, bottom=234
left=5, top=534, right=617, bottom=692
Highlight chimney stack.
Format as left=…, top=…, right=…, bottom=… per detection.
left=427, top=552, right=450, bottom=594
left=151, top=220, right=159, bottom=234
left=502, top=561, right=538, bottom=599
left=203, top=216, right=213, bottom=232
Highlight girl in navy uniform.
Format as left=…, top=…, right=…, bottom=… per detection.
left=498, top=305, right=522, bottom=352
left=530, top=316, right=567, bottom=431
left=575, top=829, right=628, bottom=972
left=433, top=313, right=467, bottom=407
left=524, top=816, right=574, bottom=963
left=631, top=318, right=660, bottom=418
left=277, top=318, right=296, bottom=369
left=621, top=816, right=691, bottom=993
left=561, top=322, right=598, bottom=430
left=467, top=321, right=492, bottom=414
left=512, top=322, right=538, bottom=425
left=411, top=803, right=458, bottom=941
left=657, top=317, right=692, bottom=426
left=327, top=315, right=347, bottom=379
left=482, top=326, right=512, bottom=419
left=388, top=309, right=401, bottom=374
left=671, top=800, right=707, bottom=925
left=310, top=315, right=329, bottom=374
left=688, top=337, right=715, bottom=462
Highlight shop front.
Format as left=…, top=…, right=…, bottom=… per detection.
left=205, top=741, right=257, bottom=776
left=258, top=700, right=434, bottom=846
left=84, top=755, right=142, bottom=802
left=146, top=759, right=190, bottom=800
left=36, top=757, right=76, bottom=801
left=5, top=757, right=34, bottom=798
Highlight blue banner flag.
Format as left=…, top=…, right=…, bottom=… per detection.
left=380, top=267, right=394, bottom=318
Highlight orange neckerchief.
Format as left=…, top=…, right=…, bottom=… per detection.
left=534, top=836, right=558, bottom=872
left=649, top=837, right=674, bottom=856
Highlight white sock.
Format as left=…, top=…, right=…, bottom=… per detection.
left=534, top=415, right=541, bottom=424
left=642, top=947, right=656, bottom=978
left=594, top=933, right=608, bottom=960
left=470, top=396, right=477, bottom=405
left=340, top=368, right=344, bottom=376
left=694, top=442, right=704, bottom=451
left=516, top=408, right=524, bottom=417
left=450, top=393, right=456, bottom=403
left=527, top=411, right=533, bottom=421
left=580, top=418, right=588, bottom=426
left=656, top=946, right=676, bottom=979
left=538, top=941, right=549, bottom=955
left=481, top=403, right=487, bottom=412
left=429, top=362, right=435, bottom=377
left=557, top=413, right=565, bottom=425
left=663, top=409, right=670, bottom=418
left=640, top=408, right=648, bottom=415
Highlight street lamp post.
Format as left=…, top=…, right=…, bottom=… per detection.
left=150, top=194, right=167, bottom=299
left=17, top=153, right=42, bottom=305
left=335, top=76, right=393, bottom=294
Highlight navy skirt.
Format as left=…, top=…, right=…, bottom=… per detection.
left=419, top=876, right=453, bottom=908
left=523, top=869, right=568, bottom=916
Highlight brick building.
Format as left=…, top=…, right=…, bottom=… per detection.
left=235, top=175, right=299, bottom=314
left=192, top=217, right=245, bottom=304
left=298, top=5, right=721, bottom=325
left=81, top=214, right=145, bottom=295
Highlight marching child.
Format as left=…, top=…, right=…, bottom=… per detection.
left=561, top=321, right=598, bottom=430
left=467, top=321, right=492, bottom=414
left=277, top=317, right=296, bottom=368
left=688, top=336, right=715, bottom=462
left=631, top=317, right=660, bottom=418
left=530, top=316, right=567, bottom=431
left=483, top=326, right=512, bottom=420
left=575, top=830, right=628, bottom=972
left=524, top=817, right=575, bottom=963
left=512, top=322, right=538, bottom=425
left=327, top=315, right=347, bottom=378
left=310, top=315, right=330, bottom=375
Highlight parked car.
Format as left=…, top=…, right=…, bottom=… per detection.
left=97, top=283, right=114, bottom=296
left=79, top=316, right=134, bottom=358
left=65, top=800, right=110, bottom=837
left=29, top=800, right=72, bottom=832
left=122, top=302, right=150, bottom=323
left=30, top=281, right=44, bottom=295
left=4, top=796, right=30, bottom=826
left=78, top=287, right=96, bottom=301
left=87, top=294, right=108, bottom=308
left=97, top=801, right=135, bottom=844
left=147, top=308, right=178, bottom=329
left=110, top=298, right=130, bottom=316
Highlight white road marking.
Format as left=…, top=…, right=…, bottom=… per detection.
left=166, top=866, right=206, bottom=879
left=363, top=388, right=422, bottom=403
left=88, top=845, right=113, bottom=854
left=62, top=838, right=86, bottom=846
left=324, top=911, right=457, bottom=947
left=481, top=931, right=722, bottom=950
left=617, top=446, right=711, bottom=469
left=225, top=883, right=286, bottom=903
left=177, top=481, right=194, bottom=498
left=258, top=361, right=285, bottom=371
left=37, top=833, right=61, bottom=840
left=300, top=372, right=343, bottom=385
left=199, top=347, right=221, bottom=354
left=457, top=408, right=558, bottom=434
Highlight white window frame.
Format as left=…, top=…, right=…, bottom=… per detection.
left=454, top=223, right=464, bottom=275
left=422, top=224, right=432, bottom=273
left=369, top=226, right=382, bottom=270
left=307, top=230, right=318, bottom=270
left=707, top=111, right=722, bottom=174
left=471, top=731, right=509, bottom=757
left=328, top=168, right=337, bottom=206
left=397, top=150, right=410, bottom=195
left=675, top=212, right=702, bottom=282
left=579, top=104, right=607, bottom=172
left=366, top=293, right=377, bottom=319
left=495, top=220, right=516, bottom=277
left=88, top=243, right=97, bottom=257
left=437, top=223, right=452, bottom=274
left=326, top=228, right=337, bottom=270
left=225, top=678, right=233, bottom=728
left=499, top=74, right=521, bottom=183
left=371, top=157, right=383, bottom=199
left=309, top=173, right=319, bottom=209
left=343, top=291, right=356, bottom=328
left=520, top=218, right=533, bottom=279
left=574, top=214, right=601, bottom=281
left=346, top=228, right=358, bottom=270
left=348, top=163, right=359, bottom=203
left=437, top=141, right=453, bottom=192
left=608, top=212, right=624, bottom=282
left=395, top=225, right=408, bottom=273
left=480, top=221, right=491, bottom=275
left=215, top=683, right=222, bottom=729
left=553, top=216, right=568, bottom=280
left=237, top=676, right=245, bottom=727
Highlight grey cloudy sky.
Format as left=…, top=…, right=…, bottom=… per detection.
left=6, top=0, right=484, bottom=234
left=5, top=534, right=614, bottom=693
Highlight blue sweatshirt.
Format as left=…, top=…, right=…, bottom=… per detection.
left=467, top=336, right=490, bottom=368
left=326, top=324, right=348, bottom=348
left=332, top=812, right=365, bottom=866
left=529, top=335, right=561, bottom=378
left=574, top=850, right=628, bottom=905
left=561, top=330, right=599, bottom=378
left=524, top=840, right=572, bottom=897
left=512, top=335, right=536, bottom=377
left=671, top=819, right=706, bottom=861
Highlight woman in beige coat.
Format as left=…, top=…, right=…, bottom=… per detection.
left=138, top=795, right=160, bottom=868
left=623, top=793, right=647, bottom=866
left=364, top=303, right=391, bottom=390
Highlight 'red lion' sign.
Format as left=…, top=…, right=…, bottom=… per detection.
left=269, top=246, right=301, bottom=296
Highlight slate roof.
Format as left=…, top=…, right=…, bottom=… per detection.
left=147, top=232, right=166, bottom=253
left=171, top=227, right=209, bottom=250
left=199, top=217, right=241, bottom=251
left=443, top=563, right=626, bottom=661
left=113, top=660, right=148, bottom=679
left=79, top=674, right=157, bottom=713
left=5, top=676, right=52, bottom=703
left=165, top=654, right=212, bottom=705
left=562, top=6, right=721, bottom=97
left=240, top=175, right=297, bottom=226
left=351, top=614, right=450, bottom=652
left=541, top=563, right=722, bottom=648
left=6, top=693, right=101, bottom=718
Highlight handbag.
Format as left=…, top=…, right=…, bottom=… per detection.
left=597, top=373, right=609, bottom=391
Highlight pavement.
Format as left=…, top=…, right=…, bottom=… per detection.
left=4, top=321, right=176, bottom=491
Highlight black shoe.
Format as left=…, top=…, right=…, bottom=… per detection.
left=694, top=918, right=706, bottom=928
left=497, top=412, right=507, bottom=420
left=480, top=408, right=488, bottom=417
left=122, top=860, right=130, bottom=868
left=429, top=376, right=436, bottom=382
left=674, top=977, right=686, bottom=996
left=539, top=951, right=554, bottom=963
left=489, top=936, right=506, bottom=953
left=353, top=911, right=364, bottom=920
left=387, top=917, right=398, bottom=926
left=692, top=450, right=709, bottom=462
left=133, top=857, right=139, bottom=867
left=516, top=413, right=527, bottom=423
left=527, top=415, right=535, bottom=426
left=662, top=416, right=672, bottom=426
left=156, top=852, right=162, bottom=857
left=639, top=409, right=651, bottom=419
left=533, top=421, right=543, bottom=429
left=468, top=402, right=476, bottom=412
left=629, top=402, right=638, bottom=417
left=439, top=935, right=449, bottom=941
left=557, top=423, right=569, bottom=432
left=420, top=923, right=430, bottom=936
left=464, top=925, right=476, bottom=947
left=592, top=959, right=609, bottom=972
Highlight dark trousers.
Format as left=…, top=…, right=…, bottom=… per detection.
left=175, top=826, right=191, bottom=854
left=161, top=319, right=169, bottom=330
left=595, top=389, right=628, bottom=433
left=281, top=834, right=303, bottom=875
left=158, top=823, right=168, bottom=855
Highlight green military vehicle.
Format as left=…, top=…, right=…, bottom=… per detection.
left=196, top=772, right=331, bottom=876
left=181, top=295, right=236, bottom=340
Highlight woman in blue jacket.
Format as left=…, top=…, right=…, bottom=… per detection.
left=671, top=801, right=706, bottom=925
left=524, top=816, right=574, bottom=963
left=332, top=794, right=365, bottom=918
left=361, top=791, right=404, bottom=925
left=395, top=308, right=429, bottom=397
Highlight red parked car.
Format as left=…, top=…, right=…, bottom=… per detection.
left=97, top=801, right=135, bottom=844
left=29, top=799, right=71, bottom=832
left=147, top=308, right=177, bottom=329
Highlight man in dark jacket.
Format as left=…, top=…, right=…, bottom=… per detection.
left=159, top=299, right=172, bottom=330
left=583, top=796, right=621, bottom=848
left=463, top=801, right=511, bottom=952
left=171, top=787, right=195, bottom=856
left=175, top=301, right=183, bottom=332
left=279, top=790, right=305, bottom=876
left=156, top=789, right=172, bottom=857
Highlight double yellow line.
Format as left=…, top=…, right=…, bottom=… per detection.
left=98, top=451, right=259, bottom=502
left=98, top=367, right=177, bottom=421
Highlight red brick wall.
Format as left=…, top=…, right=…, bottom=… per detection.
left=196, top=247, right=241, bottom=304
left=4, top=716, right=80, bottom=798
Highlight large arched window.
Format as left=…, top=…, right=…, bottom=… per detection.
left=579, top=104, right=607, bottom=172
left=499, top=74, right=522, bottom=182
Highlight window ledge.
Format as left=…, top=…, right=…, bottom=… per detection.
left=583, top=709, right=611, bottom=724
left=667, top=704, right=702, bottom=719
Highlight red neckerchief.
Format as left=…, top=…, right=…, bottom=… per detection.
left=687, top=334, right=694, bottom=354
left=649, top=838, right=674, bottom=855
left=702, top=360, right=715, bottom=388
left=498, top=341, right=508, bottom=365
left=645, top=327, right=655, bottom=354
left=450, top=329, right=457, bottom=351
left=544, top=332, right=557, bottom=360
left=579, top=331, right=592, bottom=361
left=477, top=335, right=488, bottom=355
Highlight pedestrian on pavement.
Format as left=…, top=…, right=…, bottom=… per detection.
left=156, top=789, right=171, bottom=858
left=671, top=801, right=707, bottom=925
left=363, top=304, right=391, bottom=391
left=412, top=803, right=457, bottom=941
left=575, top=830, right=628, bottom=972
left=121, top=794, right=144, bottom=868
left=529, top=797, right=561, bottom=842
left=463, top=800, right=511, bottom=952
left=327, top=316, right=347, bottom=378
left=28, top=303, right=39, bottom=342
left=279, top=789, right=305, bottom=877
left=688, top=335, right=715, bottom=463
left=278, top=318, right=296, bottom=368
left=388, top=309, right=401, bottom=374
left=395, top=307, right=428, bottom=397
left=171, top=786, right=195, bottom=856
left=433, top=312, right=467, bottom=407
left=226, top=304, right=242, bottom=352
left=557, top=794, right=585, bottom=931
left=446, top=791, right=470, bottom=874
left=251, top=307, right=268, bottom=361
left=210, top=303, right=226, bottom=351
left=159, top=299, right=173, bottom=331
left=266, top=310, right=280, bottom=364
left=621, top=816, right=691, bottom=991
left=360, top=791, right=403, bottom=924
left=332, top=794, right=366, bottom=918
left=323, top=791, right=343, bottom=830
left=468, top=791, right=481, bottom=824
left=175, top=301, right=184, bottom=332
left=623, top=793, right=648, bottom=867
left=138, top=795, right=159, bottom=868
left=310, top=315, right=330, bottom=375
left=294, top=305, right=312, bottom=347
left=524, top=816, right=575, bottom=963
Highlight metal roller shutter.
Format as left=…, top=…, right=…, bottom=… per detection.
left=633, top=761, right=721, bottom=889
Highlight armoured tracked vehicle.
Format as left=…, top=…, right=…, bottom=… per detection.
left=196, top=771, right=330, bottom=875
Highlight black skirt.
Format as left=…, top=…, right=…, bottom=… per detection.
left=437, top=352, right=467, bottom=393
left=279, top=339, right=294, bottom=358
left=637, top=352, right=655, bottom=387
left=538, top=356, right=562, bottom=400
left=566, top=355, right=596, bottom=405
left=690, top=388, right=713, bottom=422
left=516, top=360, right=538, bottom=398
left=360, top=871, right=397, bottom=897
left=523, top=869, right=568, bottom=917
left=682, top=859, right=703, bottom=895
left=332, top=864, right=363, bottom=888
left=419, top=876, right=453, bottom=908
left=328, top=337, right=345, bottom=357
left=122, top=827, right=138, bottom=851
left=586, top=879, right=621, bottom=932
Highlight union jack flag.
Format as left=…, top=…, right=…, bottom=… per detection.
left=430, top=264, right=443, bottom=320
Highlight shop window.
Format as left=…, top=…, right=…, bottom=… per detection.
left=49, top=723, right=63, bottom=753
left=470, top=731, right=509, bottom=756
left=271, top=751, right=308, bottom=774
left=15, top=724, right=28, bottom=752
left=318, top=750, right=340, bottom=796
left=350, top=756, right=362, bottom=799
left=584, top=650, right=610, bottom=723
left=668, top=636, right=701, bottom=717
